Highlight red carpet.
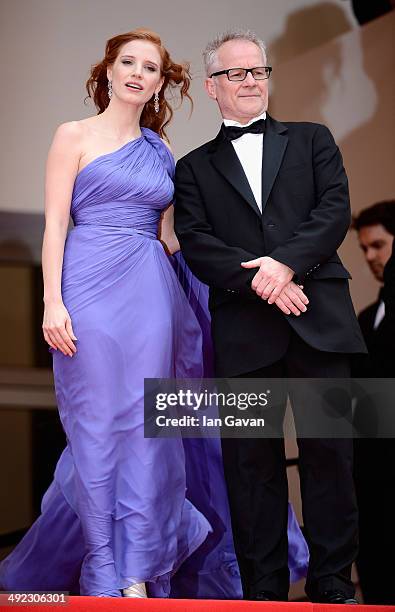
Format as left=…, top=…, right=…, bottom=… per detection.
left=0, top=598, right=393, bottom=611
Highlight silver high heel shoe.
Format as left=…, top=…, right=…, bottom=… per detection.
left=122, top=582, right=147, bottom=598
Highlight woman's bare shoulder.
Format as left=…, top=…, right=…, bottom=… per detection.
left=53, top=116, right=102, bottom=145
left=52, top=120, right=86, bottom=149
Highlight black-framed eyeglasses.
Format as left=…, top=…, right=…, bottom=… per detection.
left=209, top=66, right=272, bottom=81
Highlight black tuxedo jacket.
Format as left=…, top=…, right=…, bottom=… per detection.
left=354, top=297, right=394, bottom=377
left=175, top=114, right=366, bottom=376
left=383, top=243, right=395, bottom=320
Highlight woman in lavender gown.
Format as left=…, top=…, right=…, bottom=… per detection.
left=0, top=29, right=308, bottom=598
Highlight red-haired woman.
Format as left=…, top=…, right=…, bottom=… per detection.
left=0, top=29, right=308, bottom=599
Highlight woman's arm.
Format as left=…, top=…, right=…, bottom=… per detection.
left=159, top=204, right=180, bottom=255
left=42, top=122, right=82, bottom=356
left=158, top=138, right=180, bottom=255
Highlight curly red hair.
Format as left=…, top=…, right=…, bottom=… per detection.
left=86, top=28, right=192, bottom=139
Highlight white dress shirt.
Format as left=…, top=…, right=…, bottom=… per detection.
left=373, top=300, right=385, bottom=329
left=223, top=112, right=266, bottom=213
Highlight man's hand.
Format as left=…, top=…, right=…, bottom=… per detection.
left=241, top=256, right=295, bottom=302
left=274, top=281, right=309, bottom=316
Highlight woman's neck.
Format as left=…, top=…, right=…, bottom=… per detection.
left=97, top=97, right=143, bottom=141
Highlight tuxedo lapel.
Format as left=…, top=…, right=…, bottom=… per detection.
left=209, top=133, right=262, bottom=219
left=261, top=116, right=288, bottom=212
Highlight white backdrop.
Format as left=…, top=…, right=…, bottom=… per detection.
left=1, top=0, right=358, bottom=213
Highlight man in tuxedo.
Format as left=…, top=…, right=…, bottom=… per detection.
left=384, top=239, right=395, bottom=321
left=353, top=201, right=395, bottom=376
left=352, top=201, right=395, bottom=605
left=174, top=30, right=366, bottom=603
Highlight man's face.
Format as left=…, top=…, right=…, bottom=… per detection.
left=205, top=39, right=268, bottom=124
left=358, top=224, right=394, bottom=282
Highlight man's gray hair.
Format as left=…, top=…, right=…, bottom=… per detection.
left=203, top=29, right=267, bottom=76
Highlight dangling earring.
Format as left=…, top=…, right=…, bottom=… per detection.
left=154, top=92, right=160, bottom=113
left=108, top=79, right=113, bottom=99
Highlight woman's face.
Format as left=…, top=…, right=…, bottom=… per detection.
left=107, top=39, right=164, bottom=107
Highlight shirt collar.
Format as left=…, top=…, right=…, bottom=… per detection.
left=223, top=112, right=266, bottom=128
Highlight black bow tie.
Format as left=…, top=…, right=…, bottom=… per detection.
left=223, top=118, right=266, bottom=141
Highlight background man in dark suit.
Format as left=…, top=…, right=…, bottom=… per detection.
left=353, top=201, right=395, bottom=376
left=175, top=29, right=366, bottom=603
left=352, top=201, right=395, bottom=605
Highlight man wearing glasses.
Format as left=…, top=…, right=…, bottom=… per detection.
left=174, top=30, right=366, bottom=604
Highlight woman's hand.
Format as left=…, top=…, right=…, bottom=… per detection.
left=159, top=204, right=180, bottom=255
left=160, top=234, right=180, bottom=256
left=42, top=300, right=77, bottom=356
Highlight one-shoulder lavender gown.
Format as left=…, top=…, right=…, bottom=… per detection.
left=0, top=128, right=308, bottom=597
